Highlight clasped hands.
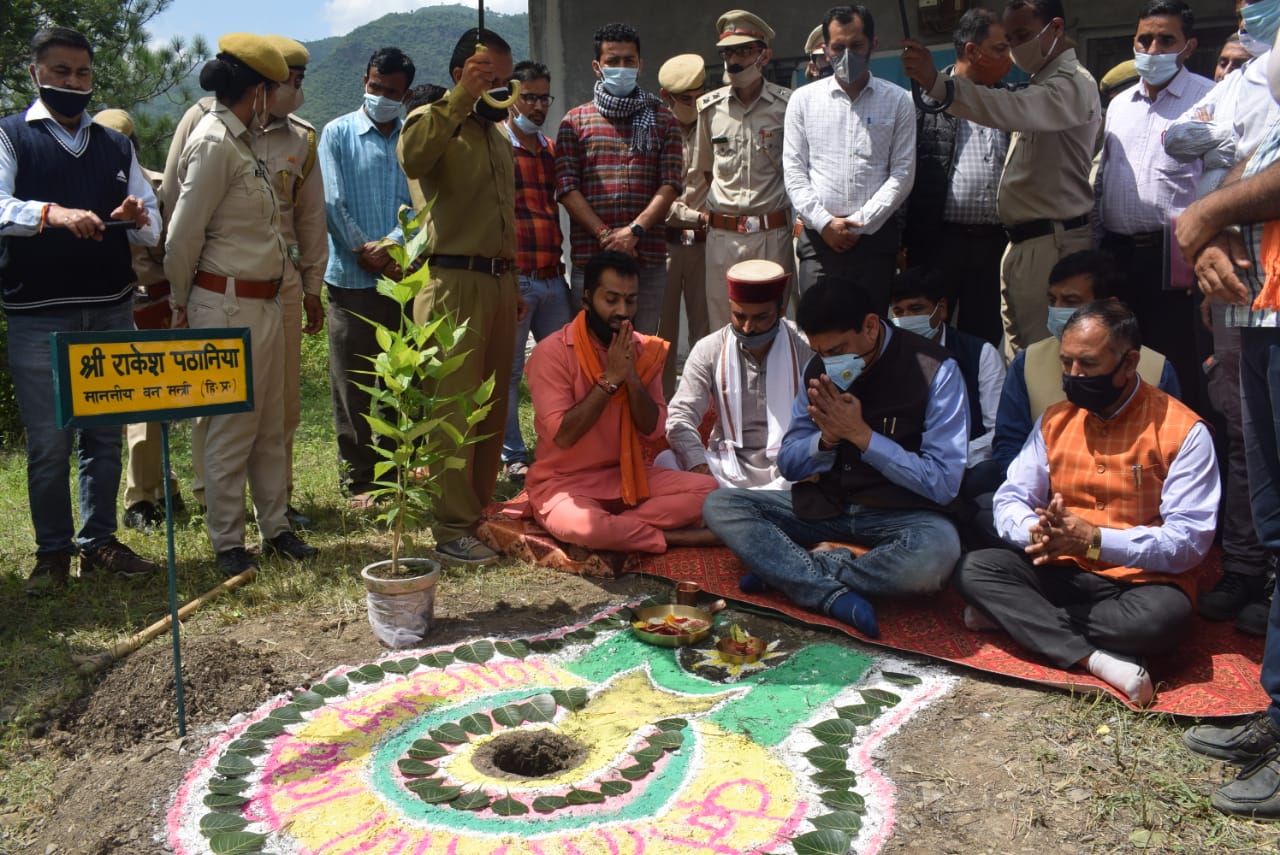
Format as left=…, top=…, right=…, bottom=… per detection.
left=603, top=319, right=638, bottom=389
left=1025, top=492, right=1097, bottom=565
left=807, top=375, right=872, bottom=451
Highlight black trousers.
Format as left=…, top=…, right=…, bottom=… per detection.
left=797, top=220, right=899, bottom=312
left=953, top=547, right=1192, bottom=668
left=911, top=223, right=1007, bottom=348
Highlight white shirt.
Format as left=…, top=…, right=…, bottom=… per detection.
left=1098, top=67, right=1214, bottom=234
left=937, top=326, right=1005, bottom=467
left=782, top=73, right=916, bottom=235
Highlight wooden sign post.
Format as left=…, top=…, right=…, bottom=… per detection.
left=51, top=328, right=254, bottom=735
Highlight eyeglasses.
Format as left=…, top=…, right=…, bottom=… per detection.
left=717, top=44, right=762, bottom=61
left=520, top=93, right=555, bottom=106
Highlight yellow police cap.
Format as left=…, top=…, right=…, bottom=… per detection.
left=92, top=108, right=134, bottom=138
left=217, top=32, right=289, bottom=83
left=805, top=25, right=825, bottom=55
left=658, top=54, right=707, bottom=93
left=263, top=34, right=310, bottom=68
left=716, top=10, right=776, bottom=47
left=1099, top=59, right=1139, bottom=96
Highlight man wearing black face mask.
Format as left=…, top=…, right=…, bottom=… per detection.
left=0, top=26, right=162, bottom=592
left=954, top=300, right=1219, bottom=706
left=660, top=259, right=812, bottom=489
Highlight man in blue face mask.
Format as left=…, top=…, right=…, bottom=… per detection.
left=702, top=277, right=970, bottom=638
left=1096, top=0, right=1214, bottom=421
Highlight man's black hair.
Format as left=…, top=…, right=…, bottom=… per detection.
left=448, top=29, right=511, bottom=76
left=796, top=278, right=877, bottom=336
left=368, top=47, right=416, bottom=87
left=889, top=267, right=947, bottom=305
left=405, top=83, right=447, bottom=112
left=200, top=54, right=276, bottom=103
left=513, top=60, right=551, bottom=84
left=594, top=23, right=641, bottom=60
left=823, top=6, right=876, bottom=45
left=1139, top=0, right=1195, bottom=37
left=31, top=27, right=93, bottom=63
left=953, top=8, right=1000, bottom=55
left=1004, top=0, right=1066, bottom=25
left=1048, top=249, right=1124, bottom=299
left=584, top=250, right=639, bottom=295
left=1062, top=299, right=1143, bottom=354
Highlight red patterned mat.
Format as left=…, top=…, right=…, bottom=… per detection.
left=478, top=512, right=1266, bottom=717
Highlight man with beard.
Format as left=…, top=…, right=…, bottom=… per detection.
left=524, top=251, right=718, bottom=553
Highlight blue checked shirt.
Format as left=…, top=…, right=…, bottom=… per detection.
left=1227, top=115, right=1280, bottom=329
left=319, top=107, right=411, bottom=290
left=942, top=119, right=1007, bottom=226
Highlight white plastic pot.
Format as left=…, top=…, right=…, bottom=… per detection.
left=361, top=558, right=441, bottom=649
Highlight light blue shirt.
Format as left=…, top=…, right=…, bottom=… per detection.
left=319, top=106, right=411, bottom=290
left=0, top=100, right=160, bottom=247
left=776, top=322, right=969, bottom=505
left=994, top=384, right=1220, bottom=573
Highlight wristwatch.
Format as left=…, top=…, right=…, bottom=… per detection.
left=1085, top=526, right=1102, bottom=562
left=628, top=222, right=645, bottom=238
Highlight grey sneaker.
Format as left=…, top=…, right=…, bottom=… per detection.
left=1212, top=747, right=1280, bottom=820
left=1185, top=713, right=1280, bottom=764
left=434, top=535, right=499, bottom=565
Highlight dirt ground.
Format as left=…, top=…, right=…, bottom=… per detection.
left=13, top=569, right=1273, bottom=855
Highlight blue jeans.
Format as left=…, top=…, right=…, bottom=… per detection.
left=1238, top=327, right=1280, bottom=726
left=570, top=260, right=666, bottom=335
left=503, top=274, right=573, bottom=464
left=7, top=300, right=134, bottom=554
left=702, top=488, right=960, bottom=613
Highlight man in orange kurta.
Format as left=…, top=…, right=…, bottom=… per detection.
left=525, top=251, right=718, bottom=553
left=954, top=301, right=1220, bottom=705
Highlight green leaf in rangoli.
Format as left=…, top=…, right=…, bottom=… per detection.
left=202, top=793, right=249, bottom=810
left=550, top=687, right=590, bottom=711
left=648, top=731, right=685, bottom=751
left=812, top=769, right=857, bottom=789
left=268, top=705, right=304, bottom=724
left=215, top=754, right=255, bottom=779
left=225, top=739, right=265, bottom=757
left=655, top=718, right=688, bottom=732
left=566, top=628, right=597, bottom=641
left=565, top=788, right=606, bottom=805
left=348, top=664, right=384, bottom=683
left=492, top=705, right=524, bottom=728
left=792, top=828, right=853, bottom=855
left=451, top=790, right=491, bottom=811
left=880, top=670, right=922, bottom=687
left=453, top=640, right=495, bottom=664
left=242, top=719, right=285, bottom=739
left=428, top=722, right=469, bottom=744
left=521, top=694, right=557, bottom=722
left=810, top=718, right=857, bottom=746
left=408, top=740, right=448, bottom=760
left=835, top=704, right=880, bottom=725
left=528, top=638, right=560, bottom=653
left=599, top=780, right=633, bottom=796
left=199, top=812, right=248, bottom=837
left=408, top=781, right=461, bottom=803
left=819, top=790, right=865, bottom=812
left=490, top=796, right=530, bottom=816
left=810, top=811, right=863, bottom=833
left=207, top=778, right=251, bottom=795
left=208, top=831, right=268, bottom=855
left=532, top=795, right=567, bottom=813
left=862, top=688, right=901, bottom=707
left=418, top=651, right=455, bottom=669
left=380, top=657, right=420, bottom=674
left=631, top=745, right=663, bottom=765
left=397, top=759, right=438, bottom=777
left=458, top=712, right=494, bottom=736
left=619, top=763, right=654, bottom=780
left=290, top=690, right=325, bottom=710
left=323, top=675, right=350, bottom=694
left=495, top=640, right=530, bottom=659
left=804, top=744, right=849, bottom=772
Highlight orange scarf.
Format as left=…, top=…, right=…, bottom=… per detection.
left=570, top=310, right=669, bottom=506
left=1251, top=222, right=1280, bottom=312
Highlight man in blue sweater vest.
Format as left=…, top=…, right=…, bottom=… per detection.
left=0, top=27, right=162, bottom=592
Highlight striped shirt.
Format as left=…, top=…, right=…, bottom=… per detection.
left=1227, top=115, right=1280, bottom=329
left=553, top=99, right=684, bottom=267
left=506, top=122, right=562, bottom=273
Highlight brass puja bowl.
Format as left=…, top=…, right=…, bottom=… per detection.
left=715, top=636, right=768, bottom=664
left=630, top=600, right=726, bottom=648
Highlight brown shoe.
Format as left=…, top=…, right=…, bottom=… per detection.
left=24, top=550, right=72, bottom=595
left=80, top=538, right=160, bottom=578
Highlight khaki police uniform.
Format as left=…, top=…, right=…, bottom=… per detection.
left=164, top=100, right=292, bottom=553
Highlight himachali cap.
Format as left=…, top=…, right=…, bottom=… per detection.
left=716, top=10, right=776, bottom=47
left=805, top=25, right=825, bottom=55
left=217, top=32, right=289, bottom=83
left=92, top=108, right=134, bottom=138
left=727, top=259, right=789, bottom=303
left=263, top=34, right=310, bottom=69
left=659, top=54, right=707, bottom=93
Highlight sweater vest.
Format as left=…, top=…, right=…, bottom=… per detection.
left=1040, top=381, right=1203, bottom=598
left=0, top=114, right=135, bottom=310
left=1025, top=336, right=1168, bottom=421
left=792, top=325, right=950, bottom=519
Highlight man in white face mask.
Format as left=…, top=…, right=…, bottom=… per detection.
left=692, top=10, right=795, bottom=334
left=901, top=0, right=1101, bottom=361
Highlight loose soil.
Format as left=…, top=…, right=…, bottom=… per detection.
left=12, top=568, right=1272, bottom=854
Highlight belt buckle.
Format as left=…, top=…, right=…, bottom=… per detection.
left=740, top=217, right=760, bottom=235
left=490, top=258, right=509, bottom=276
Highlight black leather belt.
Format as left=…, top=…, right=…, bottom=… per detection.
left=1104, top=230, right=1162, bottom=249
left=1004, top=214, right=1091, bottom=245
left=428, top=255, right=513, bottom=276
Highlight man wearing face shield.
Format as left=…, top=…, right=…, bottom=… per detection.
left=659, top=259, right=813, bottom=490
left=693, top=11, right=794, bottom=334
left=0, top=26, right=162, bottom=592
left=397, top=29, right=523, bottom=566
left=902, top=0, right=1101, bottom=360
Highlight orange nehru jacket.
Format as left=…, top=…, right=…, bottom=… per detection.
left=1040, top=381, right=1204, bottom=599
